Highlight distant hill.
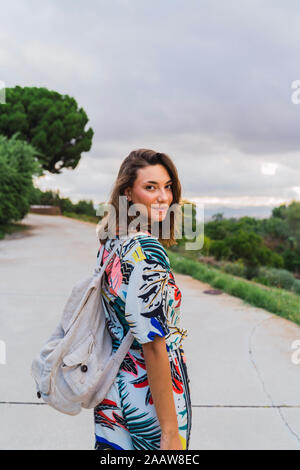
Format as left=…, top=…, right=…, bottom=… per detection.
left=199, top=206, right=274, bottom=222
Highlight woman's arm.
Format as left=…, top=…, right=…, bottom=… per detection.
left=142, top=335, right=183, bottom=450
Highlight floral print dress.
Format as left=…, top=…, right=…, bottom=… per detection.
left=94, top=231, right=192, bottom=451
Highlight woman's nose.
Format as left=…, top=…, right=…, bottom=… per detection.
left=157, top=188, right=168, bottom=201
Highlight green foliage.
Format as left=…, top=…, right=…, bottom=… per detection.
left=59, top=197, right=76, bottom=213
left=62, top=211, right=99, bottom=224
left=199, top=234, right=211, bottom=255
left=167, top=249, right=300, bottom=325
left=30, top=188, right=96, bottom=218
left=0, top=222, right=30, bottom=240
left=0, top=134, right=42, bottom=225
left=272, top=204, right=287, bottom=219
left=205, top=214, right=261, bottom=240
left=28, top=186, right=44, bottom=205
left=225, top=231, right=263, bottom=264
left=73, top=199, right=96, bottom=217
left=208, top=229, right=283, bottom=275
left=169, top=201, right=300, bottom=292
left=209, top=239, right=231, bottom=260
left=282, top=249, right=300, bottom=272
left=37, top=189, right=61, bottom=206
left=220, top=259, right=246, bottom=277
left=292, top=280, right=300, bottom=295
left=285, top=201, right=300, bottom=248
left=0, top=86, right=94, bottom=174
left=254, top=266, right=295, bottom=289
left=204, top=219, right=228, bottom=240
left=258, top=216, right=289, bottom=240
left=204, top=202, right=300, bottom=276
left=175, top=199, right=198, bottom=246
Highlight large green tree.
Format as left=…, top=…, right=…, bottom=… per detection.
left=0, top=86, right=94, bottom=174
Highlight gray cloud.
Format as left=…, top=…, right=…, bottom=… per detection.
left=1, top=0, right=300, bottom=213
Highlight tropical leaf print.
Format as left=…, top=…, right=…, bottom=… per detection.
left=117, top=375, right=161, bottom=450
left=120, top=352, right=138, bottom=376
left=94, top=234, right=192, bottom=450
left=94, top=399, right=127, bottom=431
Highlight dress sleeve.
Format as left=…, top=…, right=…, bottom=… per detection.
left=124, top=256, right=171, bottom=345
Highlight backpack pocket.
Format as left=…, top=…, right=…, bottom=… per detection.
left=62, top=332, right=94, bottom=368
left=60, top=332, right=97, bottom=399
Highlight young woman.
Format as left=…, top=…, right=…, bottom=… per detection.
left=94, top=149, right=192, bottom=451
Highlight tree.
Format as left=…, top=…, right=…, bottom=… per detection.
left=285, top=201, right=300, bottom=249
left=210, top=229, right=284, bottom=278
left=0, top=134, right=42, bottom=225
left=0, top=86, right=94, bottom=174
left=211, top=212, right=224, bottom=222
left=74, top=200, right=96, bottom=217
left=272, top=204, right=287, bottom=219
left=209, top=240, right=231, bottom=260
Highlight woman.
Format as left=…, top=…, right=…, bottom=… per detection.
left=94, top=149, right=192, bottom=450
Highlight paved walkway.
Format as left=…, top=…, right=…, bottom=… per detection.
left=0, top=213, right=300, bottom=449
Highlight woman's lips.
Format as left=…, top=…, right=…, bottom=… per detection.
left=152, top=207, right=168, bottom=212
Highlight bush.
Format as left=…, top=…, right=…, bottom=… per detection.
left=39, top=189, right=60, bottom=206
left=28, top=186, right=44, bottom=205
left=254, top=266, right=296, bottom=290
left=209, top=240, right=231, bottom=260
left=220, top=259, right=246, bottom=277
left=28, top=187, right=97, bottom=219
left=74, top=200, right=96, bottom=217
left=265, top=251, right=285, bottom=269
left=291, top=279, right=300, bottom=295
left=0, top=133, right=42, bottom=225
left=282, top=249, right=300, bottom=273
left=59, top=197, right=76, bottom=213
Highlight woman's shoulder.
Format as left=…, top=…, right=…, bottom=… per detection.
left=120, top=232, right=171, bottom=271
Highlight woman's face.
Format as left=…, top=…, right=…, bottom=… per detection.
left=124, top=164, right=173, bottom=226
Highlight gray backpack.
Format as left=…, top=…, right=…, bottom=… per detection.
left=30, top=238, right=134, bottom=416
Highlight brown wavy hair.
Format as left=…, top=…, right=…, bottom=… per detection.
left=96, top=149, right=182, bottom=248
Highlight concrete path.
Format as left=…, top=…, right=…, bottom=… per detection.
left=0, top=213, right=300, bottom=450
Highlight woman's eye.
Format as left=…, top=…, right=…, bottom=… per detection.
left=145, top=184, right=173, bottom=190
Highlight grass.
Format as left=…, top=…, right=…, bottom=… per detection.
left=0, top=222, right=32, bottom=240
left=61, top=211, right=100, bottom=224
left=166, top=249, right=300, bottom=327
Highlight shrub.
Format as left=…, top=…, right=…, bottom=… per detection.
left=74, top=199, right=96, bottom=217
left=291, top=279, right=300, bottom=295
left=0, top=134, right=41, bottom=225
left=59, top=197, right=76, bottom=213
left=209, top=240, right=231, bottom=260
left=220, top=259, right=246, bottom=277
left=255, top=266, right=296, bottom=290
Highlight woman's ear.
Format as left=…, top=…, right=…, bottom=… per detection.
left=124, top=188, right=132, bottom=201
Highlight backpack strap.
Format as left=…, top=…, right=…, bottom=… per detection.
left=95, top=238, right=135, bottom=355
left=94, top=239, right=121, bottom=276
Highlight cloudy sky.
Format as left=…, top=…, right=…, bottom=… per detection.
left=2, top=0, right=300, bottom=219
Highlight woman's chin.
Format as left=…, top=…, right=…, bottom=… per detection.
left=153, top=214, right=167, bottom=224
